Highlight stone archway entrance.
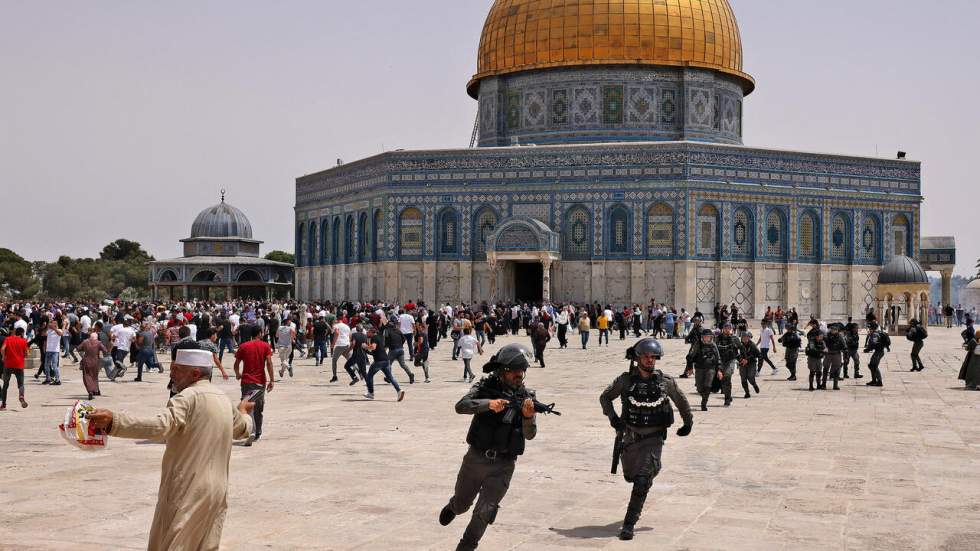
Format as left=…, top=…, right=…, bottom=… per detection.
left=485, top=216, right=560, bottom=303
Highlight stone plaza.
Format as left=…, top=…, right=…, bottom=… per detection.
left=2, top=325, right=979, bottom=550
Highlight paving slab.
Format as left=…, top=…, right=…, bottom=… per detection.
left=1, top=325, right=979, bottom=550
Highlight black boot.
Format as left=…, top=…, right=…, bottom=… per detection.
left=833, top=377, right=840, bottom=390
left=439, top=504, right=456, bottom=526
left=620, top=478, right=649, bottom=540
left=808, top=373, right=815, bottom=391
left=700, top=394, right=708, bottom=411
left=751, top=381, right=760, bottom=394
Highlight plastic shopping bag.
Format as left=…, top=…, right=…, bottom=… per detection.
left=59, top=400, right=109, bottom=451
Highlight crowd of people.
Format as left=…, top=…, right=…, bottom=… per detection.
left=2, top=295, right=979, bottom=550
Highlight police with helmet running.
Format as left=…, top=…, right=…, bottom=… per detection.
left=439, top=343, right=558, bottom=551
left=600, top=337, right=693, bottom=541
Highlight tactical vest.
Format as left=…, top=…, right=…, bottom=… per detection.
left=465, top=378, right=527, bottom=456
left=621, top=373, right=675, bottom=429
left=716, top=334, right=740, bottom=362
left=782, top=331, right=802, bottom=349
left=695, top=343, right=721, bottom=370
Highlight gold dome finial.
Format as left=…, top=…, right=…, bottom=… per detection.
left=468, top=0, right=754, bottom=98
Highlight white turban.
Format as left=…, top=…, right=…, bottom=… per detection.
left=174, top=349, right=214, bottom=369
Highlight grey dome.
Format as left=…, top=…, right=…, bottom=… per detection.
left=190, top=201, right=253, bottom=239
left=878, top=255, right=929, bottom=285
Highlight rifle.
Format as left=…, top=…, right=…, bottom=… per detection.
left=499, top=387, right=561, bottom=424
left=611, top=429, right=623, bottom=474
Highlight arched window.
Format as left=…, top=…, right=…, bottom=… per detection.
left=344, top=216, right=354, bottom=263
left=831, top=213, right=850, bottom=260
left=799, top=211, right=818, bottom=260
left=732, top=207, right=753, bottom=258
left=319, top=221, right=328, bottom=265
left=331, top=218, right=341, bottom=264
left=564, top=206, right=591, bottom=259
left=398, top=208, right=423, bottom=259
left=697, top=204, right=719, bottom=258
left=893, top=214, right=910, bottom=257
left=647, top=203, right=673, bottom=257
left=860, top=214, right=880, bottom=262
left=296, top=223, right=304, bottom=267
left=473, top=207, right=498, bottom=259
left=766, top=210, right=786, bottom=259
left=372, top=210, right=383, bottom=261
left=439, top=208, right=459, bottom=256
left=358, top=212, right=368, bottom=263
left=608, top=205, right=630, bottom=255
left=307, top=221, right=317, bottom=268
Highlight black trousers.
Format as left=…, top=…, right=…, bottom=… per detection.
left=911, top=341, right=925, bottom=371
left=449, top=448, right=516, bottom=551
left=758, top=348, right=777, bottom=371
left=556, top=324, right=567, bottom=348
left=1, top=368, right=26, bottom=403
left=241, top=383, right=265, bottom=438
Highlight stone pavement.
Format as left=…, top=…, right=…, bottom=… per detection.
left=2, top=326, right=979, bottom=550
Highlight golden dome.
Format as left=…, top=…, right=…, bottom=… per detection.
left=467, top=0, right=754, bottom=98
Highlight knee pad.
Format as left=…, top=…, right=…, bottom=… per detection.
left=475, top=501, right=499, bottom=525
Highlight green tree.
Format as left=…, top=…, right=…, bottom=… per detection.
left=100, top=239, right=154, bottom=262
left=0, top=248, right=40, bottom=299
left=265, top=250, right=295, bottom=264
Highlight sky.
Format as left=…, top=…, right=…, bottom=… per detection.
left=2, top=0, right=977, bottom=275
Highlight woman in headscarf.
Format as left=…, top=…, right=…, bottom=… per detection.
left=958, top=329, right=980, bottom=391
left=78, top=331, right=108, bottom=400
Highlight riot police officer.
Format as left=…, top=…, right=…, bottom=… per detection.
left=690, top=328, right=721, bottom=411
left=804, top=329, right=827, bottom=392
left=778, top=322, right=802, bottom=381
left=842, top=320, right=863, bottom=379
left=715, top=322, right=744, bottom=406
left=864, top=321, right=890, bottom=387
left=439, top=344, right=542, bottom=551
left=600, top=338, right=693, bottom=541
left=907, top=319, right=927, bottom=372
left=822, top=323, right=846, bottom=390
left=678, top=317, right=703, bottom=378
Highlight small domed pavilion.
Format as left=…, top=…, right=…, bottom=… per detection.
left=149, top=193, right=293, bottom=300
left=875, top=255, right=930, bottom=333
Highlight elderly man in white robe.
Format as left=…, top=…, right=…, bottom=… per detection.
left=89, top=349, right=255, bottom=551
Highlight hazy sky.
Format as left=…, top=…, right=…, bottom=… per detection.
left=2, top=0, right=977, bottom=275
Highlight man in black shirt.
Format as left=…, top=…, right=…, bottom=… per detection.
left=312, top=315, right=330, bottom=367
left=363, top=326, right=405, bottom=402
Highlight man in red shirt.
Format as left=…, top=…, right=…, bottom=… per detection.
left=234, top=327, right=274, bottom=445
left=1, top=327, right=30, bottom=410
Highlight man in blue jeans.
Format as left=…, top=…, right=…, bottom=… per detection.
left=217, top=317, right=236, bottom=362
left=364, top=326, right=405, bottom=402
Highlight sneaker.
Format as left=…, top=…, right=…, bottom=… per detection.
left=424, top=378, right=431, bottom=383
left=279, top=368, right=285, bottom=378
left=397, top=390, right=406, bottom=402
left=51, top=381, right=62, bottom=386
left=288, top=367, right=293, bottom=378
left=409, top=373, right=415, bottom=385
left=363, top=392, right=374, bottom=400
left=0, top=403, right=5, bottom=411
left=19, top=397, right=28, bottom=408
left=330, top=376, right=339, bottom=383
left=349, top=377, right=359, bottom=386
left=243, top=435, right=254, bottom=447
left=439, top=505, right=456, bottom=526
left=744, top=392, right=751, bottom=399
left=854, top=373, right=864, bottom=379
left=41, top=380, right=51, bottom=385
left=786, top=376, right=797, bottom=381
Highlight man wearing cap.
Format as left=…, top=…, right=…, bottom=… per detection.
left=87, top=349, right=255, bottom=551
left=601, top=337, right=693, bottom=540
left=438, top=343, right=540, bottom=551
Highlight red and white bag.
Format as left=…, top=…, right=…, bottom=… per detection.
left=59, top=400, right=109, bottom=451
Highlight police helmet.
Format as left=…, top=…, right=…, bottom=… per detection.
left=741, top=331, right=753, bottom=340
left=721, top=322, right=733, bottom=330
left=626, top=338, right=663, bottom=361
left=701, top=328, right=715, bottom=338
left=909, top=319, right=919, bottom=326
left=868, top=321, right=879, bottom=330
left=482, top=343, right=533, bottom=373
